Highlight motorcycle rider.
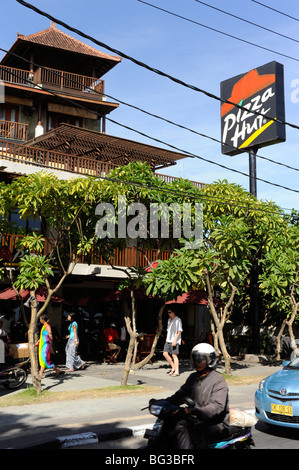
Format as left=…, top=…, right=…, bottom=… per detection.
left=164, top=342, right=230, bottom=449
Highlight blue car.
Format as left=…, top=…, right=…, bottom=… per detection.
left=255, top=357, right=299, bottom=428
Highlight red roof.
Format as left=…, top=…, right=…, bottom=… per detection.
left=1, top=23, right=121, bottom=78
left=17, top=23, right=121, bottom=63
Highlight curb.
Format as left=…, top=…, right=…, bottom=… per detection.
left=21, top=410, right=257, bottom=449
left=21, top=424, right=153, bottom=449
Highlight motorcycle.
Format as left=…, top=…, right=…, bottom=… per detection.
left=142, top=398, right=255, bottom=450
left=0, top=358, right=30, bottom=389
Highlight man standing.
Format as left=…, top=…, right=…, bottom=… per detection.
left=163, top=306, right=183, bottom=376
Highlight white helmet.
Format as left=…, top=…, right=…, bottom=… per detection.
left=190, top=343, right=217, bottom=369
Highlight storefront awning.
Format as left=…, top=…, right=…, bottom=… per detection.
left=0, top=286, right=64, bottom=303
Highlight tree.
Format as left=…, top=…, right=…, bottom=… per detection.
left=98, top=162, right=201, bottom=385
left=145, top=180, right=286, bottom=374
left=259, top=223, right=299, bottom=360
left=2, top=172, right=107, bottom=393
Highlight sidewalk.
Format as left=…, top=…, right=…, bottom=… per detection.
left=0, top=355, right=283, bottom=449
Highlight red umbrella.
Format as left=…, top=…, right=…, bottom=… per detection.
left=166, top=290, right=221, bottom=305
left=34, top=286, right=64, bottom=303
left=0, top=286, right=63, bottom=303
left=0, top=287, right=30, bottom=301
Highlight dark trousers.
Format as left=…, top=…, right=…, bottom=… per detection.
left=162, top=414, right=209, bottom=450
left=170, top=416, right=228, bottom=450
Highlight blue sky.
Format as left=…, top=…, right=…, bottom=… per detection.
left=2, top=0, right=299, bottom=213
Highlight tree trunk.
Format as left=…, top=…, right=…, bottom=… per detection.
left=205, top=273, right=234, bottom=375
left=275, top=319, right=287, bottom=361
left=132, top=303, right=165, bottom=370
left=28, top=295, right=41, bottom=394
left=121, top=289, right=138, bottom=385
left=121, top=316, right=138, bottom=386
left=288, top=289, right=299, bottom=358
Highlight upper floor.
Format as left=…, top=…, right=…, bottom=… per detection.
left=0, top=24, right=205, bottom=280
left=0, top=22, right=121, bottom=140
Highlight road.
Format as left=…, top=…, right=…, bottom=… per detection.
left=2, top=359, right=299, bottom=450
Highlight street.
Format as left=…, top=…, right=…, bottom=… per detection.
left=1, top=359, right=299, bottom=450
left=67, top=419, right=299, bottom=450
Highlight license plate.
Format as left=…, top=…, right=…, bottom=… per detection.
left=271, top=403, right=293, bottom=416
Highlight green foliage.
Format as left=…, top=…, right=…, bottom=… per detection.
left=14, top=254, right=54, bottom=291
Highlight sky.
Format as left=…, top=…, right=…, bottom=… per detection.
left=1, top=0, right=299, bottom=213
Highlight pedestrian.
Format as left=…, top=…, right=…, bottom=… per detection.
left=36, top=314, right=61, bottom=378
left=65, top=313, right=85, bottom=371
left=163, top=306, right=183, bottom=376
left=104, top=322, right=121, bottom=359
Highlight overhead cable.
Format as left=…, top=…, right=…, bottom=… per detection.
left=2, top=60, right=299, bottom=195
left=250, top=0, right=299, bottom=22
left=15, top=0, right=299, bottom=132
left=194, top=0, right=299, bottom=44
left=136, top=0, right=299, bottom=63
left=2, top=46, right=298, bottom=175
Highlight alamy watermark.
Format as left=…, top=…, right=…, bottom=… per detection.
left=291, top=79, right=299, bottom=104
left=95, top=195, right=203, bottom=249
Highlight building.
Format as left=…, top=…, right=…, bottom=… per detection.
left=0, top=23, right=209, bottom=354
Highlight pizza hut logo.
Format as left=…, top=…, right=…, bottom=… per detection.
left=220, top=61, right=286, bottom=156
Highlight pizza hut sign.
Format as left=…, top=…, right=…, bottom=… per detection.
left=220, top=61, right=286, bottom=156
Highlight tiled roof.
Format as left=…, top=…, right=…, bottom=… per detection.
left=17, top=22, right=121, bottom=63
left=26, top=124, right=187, bottom=170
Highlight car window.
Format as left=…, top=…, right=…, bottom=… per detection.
left=286, top=356, right=299, bottom=369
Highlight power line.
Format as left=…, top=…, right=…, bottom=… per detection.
left=137, top=0, right=299, bottom=63
left=2, top=45, right=298, bottom=176
left=194, top=0, right=299, bottom=44
left=250, top=1, right=299, bottom=22
left=15, top=0, right=299, bottom=133
left=4, top=149, right=296, bottom=218
left=3, top=59, right=299, bottom=195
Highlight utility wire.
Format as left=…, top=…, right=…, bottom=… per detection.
left=2, top=46, right=298, bottom=175
left=137, top=0, right=299, bottom=63
left=194, top=0, right=299, bottom=44
left=15, top=0, right=299, bottom=133
left=4, top=150, right=296, bottom=218
left=2, top=60, right=299, bottom=195
left=250, top=0, right=299, bottom=22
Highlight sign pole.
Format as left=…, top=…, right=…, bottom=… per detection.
left=249, top=146, right=260, bottom=354
left=249, top=147, right=257, bottom=197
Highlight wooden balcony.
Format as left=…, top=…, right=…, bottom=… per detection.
left=0, top=233, right=172, bottom=268
left=0, top=139, right=117, bottom=176
left=0, top=65, right=105, bottom=101
left=0, top=139, right=205, bottom=189
left=0, top=120, right=28, bottom=141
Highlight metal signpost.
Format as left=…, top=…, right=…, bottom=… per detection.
left=220, top=61, right=286, bottom=353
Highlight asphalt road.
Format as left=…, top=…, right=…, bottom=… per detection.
left=1, top=357, right=298, bottom=450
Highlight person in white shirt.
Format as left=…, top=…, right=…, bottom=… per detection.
left=163, top=306, right=183, bottom=376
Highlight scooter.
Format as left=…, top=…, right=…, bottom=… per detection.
left=143, top=398, right=255, bottom=449
left=0, top=358, right=30, bottom=389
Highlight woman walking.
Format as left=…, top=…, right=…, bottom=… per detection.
left=65, top=313, right=85, bottom=371
left=37, top=314, right=61, bottom=378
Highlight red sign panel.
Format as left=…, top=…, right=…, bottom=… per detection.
left=220, top=61, right=286, bottom=156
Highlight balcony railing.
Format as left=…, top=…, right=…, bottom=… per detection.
left=0, top=234, right=172, bottom=268
left=156, top=173, right=205, bottom=190
left=0, top=139, right=117, bottom=176
left=0, top=140, right=206, bottom=189
left=0, top=65, right=105, bottom=101
left=0, top=120, right=28, bottom=141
